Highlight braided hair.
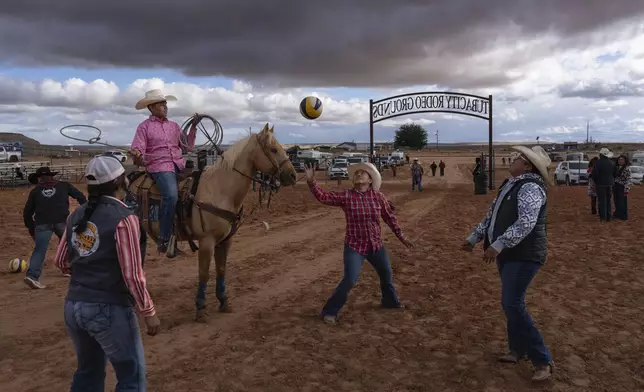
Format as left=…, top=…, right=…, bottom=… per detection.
left=73, top=174, right=125, bottom=234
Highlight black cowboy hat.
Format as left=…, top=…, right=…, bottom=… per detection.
left=28, top=167, right=59, bottom=184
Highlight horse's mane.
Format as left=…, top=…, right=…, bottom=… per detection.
left=203, top=134, right=254, bottom=175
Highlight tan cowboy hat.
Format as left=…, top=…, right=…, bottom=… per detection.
left=135, top=89, right=177, bottom=110
left=511, top=145, right=553, bottom=185
left=348, top=162, right=382, bottom=191
left=598, top=147, right=614, bottom=158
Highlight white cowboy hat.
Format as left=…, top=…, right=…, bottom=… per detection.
left=135, top=89, right=177, bottom=110
left=511, top=145, right=553, bottom=185
left=598, top=147, right=614, bottom=158
left=348, top=162, right=382, bottom=191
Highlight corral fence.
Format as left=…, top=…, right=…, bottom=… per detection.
left=0, top=161, right=86, bottom=189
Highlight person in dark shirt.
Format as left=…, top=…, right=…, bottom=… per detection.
left=22, top=167, right=87, bottom=289
left=590, top=148, right=616, bottom=222
left=439, top=160, right=446, bottom=176
left=430, top=161, right=438, bottom=176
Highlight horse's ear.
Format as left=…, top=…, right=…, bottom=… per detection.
left=268, top=126, right=274, bottom=133
left=261, top=123, right=269, bottom=133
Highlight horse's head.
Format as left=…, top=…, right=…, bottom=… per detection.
left=252, top=123, right=297, bottom=186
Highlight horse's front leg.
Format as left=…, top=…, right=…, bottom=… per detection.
left=214, top=239, right=233, bottom=313
left=195, top=236, right=215, bottom=322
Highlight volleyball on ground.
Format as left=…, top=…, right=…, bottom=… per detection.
left=299, top=96, right=323, bottom=120
left=8, top=257, right=28, bottom=273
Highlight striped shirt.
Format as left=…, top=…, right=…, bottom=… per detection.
left=54, top=199, right=155, bottom=317
left=308, top=180, right=405, bottom=254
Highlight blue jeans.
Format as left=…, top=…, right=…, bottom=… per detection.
left=322, top=245, right=400, bottom=317
left=150, top=169, right=179, bottom=242
left=412, top=175, right=422, bottom=191
left=497, top=261, right=552, bottom=366
left=64, top=300, right=146, bottom=391
left=27, top=223, right=65, bottom=280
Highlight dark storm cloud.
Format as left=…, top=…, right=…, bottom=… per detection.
left=557, top=80, right=644, bottom=99
left=0, top=0, right=643, bottom=88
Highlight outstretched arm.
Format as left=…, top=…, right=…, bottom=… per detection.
left=465, top=196, right=497, bottom=246
left=307, top=180, right=347, bottom=207
left=378, top=192, right=406, bottom=242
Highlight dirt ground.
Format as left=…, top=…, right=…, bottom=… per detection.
left=1, top=153, right=643, bottom=391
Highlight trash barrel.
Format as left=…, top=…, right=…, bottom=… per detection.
left=474, top=173, right=488, bottom=195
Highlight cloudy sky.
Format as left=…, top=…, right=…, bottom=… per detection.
left=1, top=1, right=644, bottom=147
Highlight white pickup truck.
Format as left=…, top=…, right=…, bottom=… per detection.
left=0, top=146, right=22, bottom=162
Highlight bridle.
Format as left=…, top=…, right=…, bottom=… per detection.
left=230, top=133, right=291, bottom=184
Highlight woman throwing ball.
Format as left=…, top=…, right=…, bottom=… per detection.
left=305, top=162, right=413, bottom=324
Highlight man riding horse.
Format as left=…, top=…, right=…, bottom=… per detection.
left=129, top=89, right=198, bottom=255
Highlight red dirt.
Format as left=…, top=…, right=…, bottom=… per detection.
left=1, top=155, right=643, bottom=391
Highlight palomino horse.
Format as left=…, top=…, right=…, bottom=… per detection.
left=129, top=123, right=297, bottom=320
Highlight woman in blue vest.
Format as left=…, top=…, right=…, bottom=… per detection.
left=54, top=155, right=160, bottom=391
left=461, top=145, right=554, bottom=382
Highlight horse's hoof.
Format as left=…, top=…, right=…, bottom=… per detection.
left=195, top=309, right=208, bottom=323
left=219, top=301, right=233, bottom=313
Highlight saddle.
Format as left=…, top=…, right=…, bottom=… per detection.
left=128, top=151, right=210, bottom=252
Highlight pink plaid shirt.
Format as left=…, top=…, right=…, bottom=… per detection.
left=130, top=116, right=196, bottom=173
left=308, top=180, right=405, bottom=254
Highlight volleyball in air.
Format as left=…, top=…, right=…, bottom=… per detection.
left=8, top=257, right=28, bottom=273
left=299, top=96, right=323, bottom=120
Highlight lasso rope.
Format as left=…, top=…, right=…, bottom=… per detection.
left=59, top=114, right=224, bottom=158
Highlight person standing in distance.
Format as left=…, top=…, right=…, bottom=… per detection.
left=23, top=166, right=87, bottom=289
left=129, top=89, right=198, bottom=254
left=591, top=148, right=616, bottom=222
left=462, top=145, right=555, bottom=382
left=54, top=155, right=159, bottom=391
left=304, top=162, right=413, bottom=324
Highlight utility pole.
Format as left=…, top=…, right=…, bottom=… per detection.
left=586, top=121, right=590, bottom=144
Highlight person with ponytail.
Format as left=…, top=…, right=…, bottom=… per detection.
left=54, top=155, right=159, bottom=391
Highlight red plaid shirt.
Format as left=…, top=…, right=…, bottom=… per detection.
left=308, top=181, right=405, bottom=254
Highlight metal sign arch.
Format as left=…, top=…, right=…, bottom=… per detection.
left=369, top=91, right=494, bottom=190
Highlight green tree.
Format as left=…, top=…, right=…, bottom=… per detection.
left=394, top=123, right=428, bottom=149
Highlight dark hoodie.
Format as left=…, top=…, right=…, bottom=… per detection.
left=23, top=181, right=87, bottom=229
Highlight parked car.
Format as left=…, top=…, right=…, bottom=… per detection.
left=554, top=160, right=589, bottom=185
left=327, top=161, right=349, bottom=180
left=96, top=150, right=128, bottom=163
left=377, top=156, right=391, bottom=169
left=347, top=155, right=368, bottom=166
left=630, top=165, right=644, bottom=184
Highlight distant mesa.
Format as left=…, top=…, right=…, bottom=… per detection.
left=0, top=132, right=41, bottom=147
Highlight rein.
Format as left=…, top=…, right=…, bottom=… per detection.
left=195, top=133, right=291, bottom=233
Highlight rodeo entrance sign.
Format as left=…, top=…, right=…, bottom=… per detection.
left=369, top=91, right=494, bottom=189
